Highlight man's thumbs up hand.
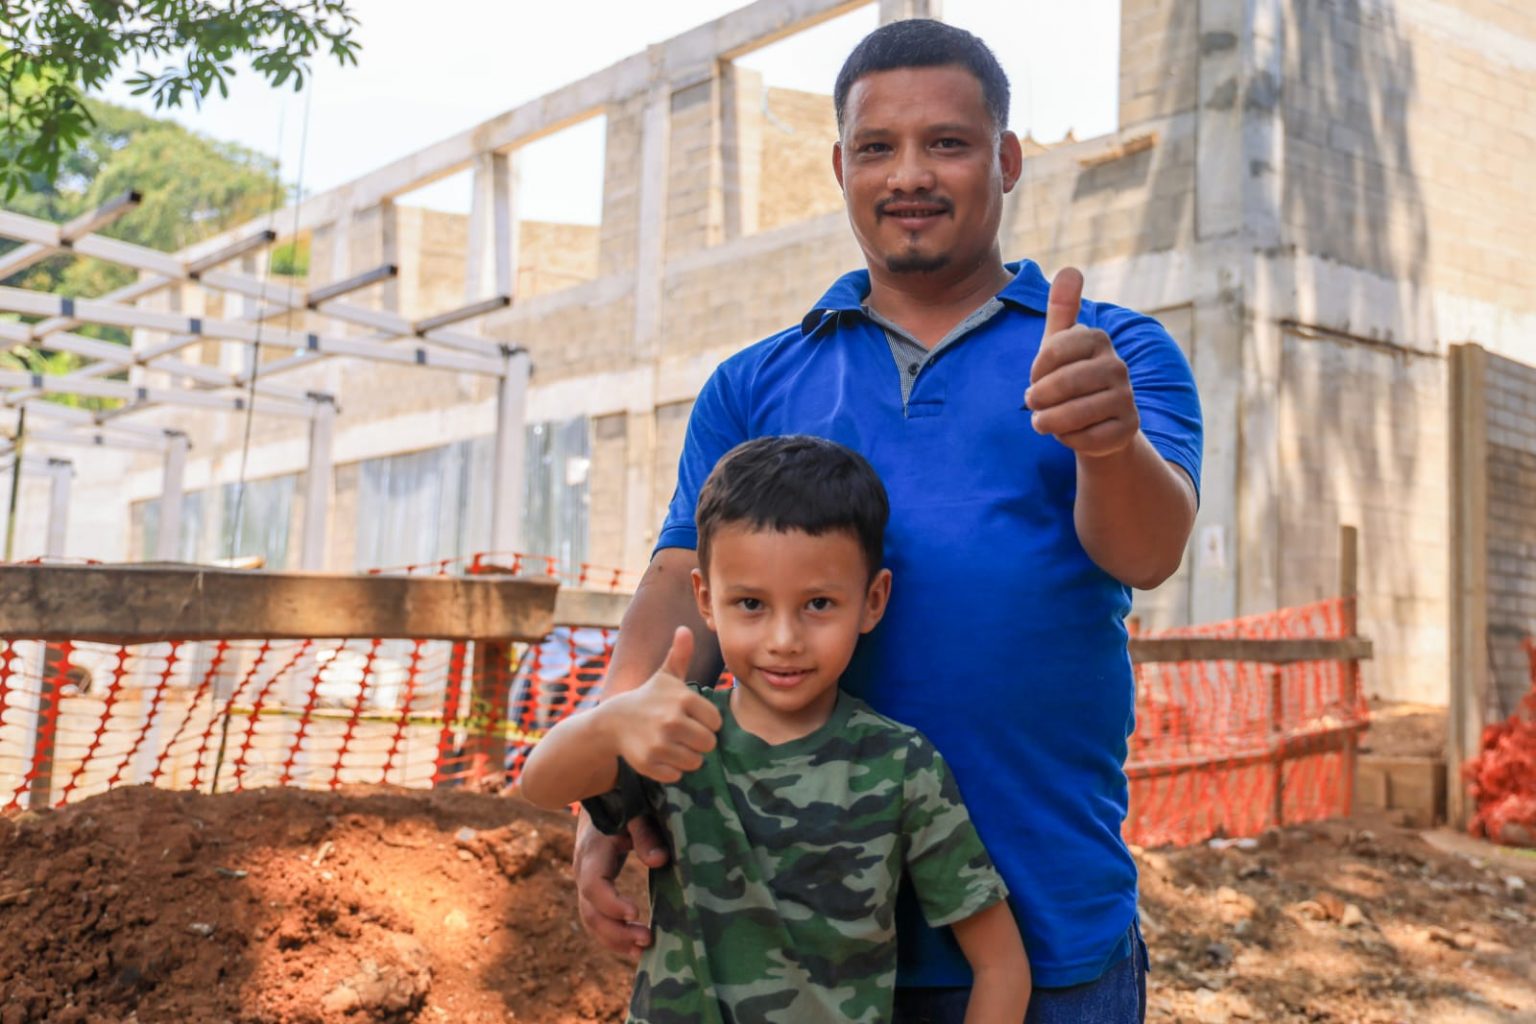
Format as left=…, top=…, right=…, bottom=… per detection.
left=601, top=626, right=723, bottom=784
left=1024, top=267, right=1139, bottom=458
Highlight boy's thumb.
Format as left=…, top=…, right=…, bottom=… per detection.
left=660, top=626, right=694, bottom=681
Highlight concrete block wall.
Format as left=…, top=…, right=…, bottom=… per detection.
left=1276, top=0, right=1536, bottom=321
left=665, top=77, right=726, bottom=261
left=1117, top=0, right=1199, bottom=128
left=1485, top=352, right=1536, bottom=714
left=755, top=87, right=844, bottom=234
left=1277, top=334, right=1449, bottom=704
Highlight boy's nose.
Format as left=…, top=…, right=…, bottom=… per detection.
left=766, top=613, right=802, bottom=653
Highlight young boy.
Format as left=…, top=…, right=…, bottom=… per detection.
left=520, top=435, right=1030, bottom=1023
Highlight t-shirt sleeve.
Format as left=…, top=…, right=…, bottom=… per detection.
left=581, top=757, right=655, bottom=836
left=1092, top=302, right=1204, bottom=503
left=900, top=735, right=1010, bottom=928
left=654, top=362, right=750, bottom=553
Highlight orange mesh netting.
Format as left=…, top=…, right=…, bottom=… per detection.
left=1465, top=638, right=1536, bottom=847
left=1125, top=598, right=1368, bottom=847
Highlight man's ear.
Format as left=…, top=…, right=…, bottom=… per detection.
left=859, top=568, right=893, bottom=634
left=692, top=567, right=716, bottom=631
left=999, top=129, right=1023, bottom=193
left=832, top=140, right=846, bottom=193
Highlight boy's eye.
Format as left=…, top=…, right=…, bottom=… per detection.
left=806, top=597, right=834, bottom=611
left=736, top=597, right=762, bottom=612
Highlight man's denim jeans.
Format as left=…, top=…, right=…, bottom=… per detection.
left=892, top=922, right=1148, bottom=1024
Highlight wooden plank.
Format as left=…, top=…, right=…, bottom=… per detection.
left=0, top=565, right=558, bottom=643
left=1339, top=524, right=1361, bottom=816
left=1126, top=721, right=1367, bottom=781
left=1447, top=343, right=1490, bottom=827
left=553, top=589, right=632, bottom=629
left=1129, top=636, right=1374, bottom=664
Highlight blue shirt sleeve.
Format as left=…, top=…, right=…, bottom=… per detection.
left=1090, top=302, right=1204, bottom=502
left=654, top=360, right=751, bottom=553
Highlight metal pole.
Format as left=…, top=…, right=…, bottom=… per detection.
left=490, top=351, right=530, bottom=554
left=4, top=405, right=26, bottom=561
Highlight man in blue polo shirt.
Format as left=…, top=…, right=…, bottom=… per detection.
left=572, top=19, right=1201, bottom=1024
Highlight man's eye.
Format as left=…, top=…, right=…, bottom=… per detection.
left=860, top=142, right=890, bottom=155
left=933, top=138, right=966, bottom=150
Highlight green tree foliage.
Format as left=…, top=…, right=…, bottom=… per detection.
left=1, top=96, right=284, bottom=315
left=5, top=98, right=284, bottom=292
left=0, top=1, right=359, bottom=196
left=0, top=98, right=290, bottom=409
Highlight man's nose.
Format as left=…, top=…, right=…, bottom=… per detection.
left=887, top=142, right=936, bottom=193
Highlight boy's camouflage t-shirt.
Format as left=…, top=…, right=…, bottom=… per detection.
left=584, top=686, right=1008, bottom=1024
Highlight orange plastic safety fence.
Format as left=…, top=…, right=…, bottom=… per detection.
left=0, top=555, right=1367, bottom=853
left=1125, top=598, right=1368, bottom=847
left=0, top=553, right=635, bottom=810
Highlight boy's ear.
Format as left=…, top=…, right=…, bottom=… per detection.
left=859, top=568, right=893, bottom=634
left=691, top=567, right=716, bottom=630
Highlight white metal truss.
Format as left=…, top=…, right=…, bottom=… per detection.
left=0, top=190, right=527, bottom=565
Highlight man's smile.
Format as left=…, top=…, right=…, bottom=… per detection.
left=878, top=198, right=952, bottom=229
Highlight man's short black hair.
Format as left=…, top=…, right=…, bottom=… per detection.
left=834, top=18, right=1010, bottom=135
left=695, top=435, right=888, bottom=579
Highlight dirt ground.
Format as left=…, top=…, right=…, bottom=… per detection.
left=2, top=783, right=1532, bottom=1023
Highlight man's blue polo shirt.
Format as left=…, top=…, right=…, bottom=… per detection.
left=656, top=260, right=1203, bottom=988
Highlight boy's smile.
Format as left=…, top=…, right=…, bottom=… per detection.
left=693, top=524, right=891, bottom=745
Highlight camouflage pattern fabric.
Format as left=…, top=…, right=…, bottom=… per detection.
left=585, top=686, right=1008, bottom=1024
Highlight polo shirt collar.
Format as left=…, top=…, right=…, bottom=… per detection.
left=801, top=259, right=1052, bottom=338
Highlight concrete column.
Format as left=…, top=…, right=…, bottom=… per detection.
left=300, top=399, right=336, bottom=571
left=467, top=151, right=518, bottom=301
left=633, top=80, right=671, bottom=360
left=621, top=405, right=658, bottom=571
left=624, top=74, right=672, bottom=569
left=379, top=199, right=401, bottom=313
left=155, top=433, right=189, bottom=561
left=326, top=210, right=352, bottom=338
left=490, top=351, right=531, bottom=553
left=720, top=64, right=764, bottom=241
left=44, top=458, right=70, bottom=558
left=879, top=0, right=941, bottom=22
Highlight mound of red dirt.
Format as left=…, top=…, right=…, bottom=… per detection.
left=0, top=786, right=636, bottom=1024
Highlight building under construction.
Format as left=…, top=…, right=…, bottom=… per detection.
left=1, top=0, right=1533, bottom=781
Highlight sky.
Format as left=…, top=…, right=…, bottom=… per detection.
left=99, top=0, right=1122, bottom=226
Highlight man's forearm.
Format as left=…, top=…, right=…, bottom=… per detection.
left=1074, top=431, right=1197, bottom=590
left=603, top=548, right=723, bottom=697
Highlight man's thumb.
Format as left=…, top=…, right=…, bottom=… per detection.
left=1043, top=266, right=1084, bottom=338
left=660, top=625, right=694, bottom=681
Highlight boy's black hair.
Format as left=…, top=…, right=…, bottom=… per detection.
left=695, top=435, right=888, bottom=579
left=834, top=18, right=1010, bottom=135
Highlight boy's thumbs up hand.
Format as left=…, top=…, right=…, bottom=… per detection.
left=602, top=626, right=723, bottom=784
left=1024, top=267, right=1140, bottom=458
